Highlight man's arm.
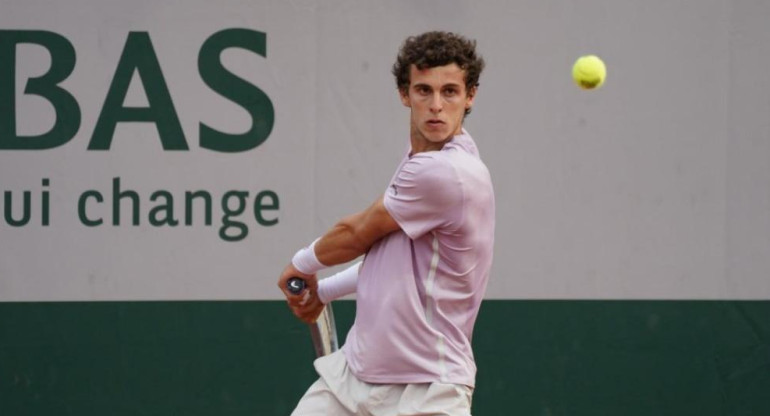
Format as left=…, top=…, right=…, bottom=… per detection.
left=315, top=196, right=401, bottom=266
left=277, top=195, right=400, bottom=323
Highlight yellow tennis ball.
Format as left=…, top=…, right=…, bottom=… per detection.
left=572, top=55, right=606, bottom=90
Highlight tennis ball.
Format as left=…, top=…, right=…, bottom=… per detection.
left=572, top=55, right=606, bottom=90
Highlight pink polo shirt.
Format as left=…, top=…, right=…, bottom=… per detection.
left=342, top=130, right=495, bottom=387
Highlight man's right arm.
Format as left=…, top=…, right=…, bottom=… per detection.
left=314, top=196, right=401, bottom=266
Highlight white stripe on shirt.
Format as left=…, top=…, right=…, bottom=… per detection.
left=424, top=233, right=447, bottom=381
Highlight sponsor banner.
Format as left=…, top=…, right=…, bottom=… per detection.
left=1, top=1, right=318, bottom=300
left=2, top=0, right=769, bottom=300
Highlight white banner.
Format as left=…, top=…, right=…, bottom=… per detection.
left=1, top=0, right=769, bottom=300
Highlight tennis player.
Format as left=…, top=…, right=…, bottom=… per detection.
left=278, top=31, right=494, bottom=416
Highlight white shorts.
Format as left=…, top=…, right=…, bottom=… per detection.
left=291, top=350, right=473, bottom=416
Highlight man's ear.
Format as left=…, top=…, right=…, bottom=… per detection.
left=399, top=88, right=411, bottom=107
left=466, top=85, right=478, bottom=110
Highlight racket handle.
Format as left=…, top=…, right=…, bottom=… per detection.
left=286, top=277, right=306, bottom=295
left=286, top=276, right=339, bottom=357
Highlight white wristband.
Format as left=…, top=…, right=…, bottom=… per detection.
left=291, top=238, right=327, bottom=275
left=318, top=262, right=361, bottom=304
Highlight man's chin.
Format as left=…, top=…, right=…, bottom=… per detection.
left=422, top=130, right=452, bottom=143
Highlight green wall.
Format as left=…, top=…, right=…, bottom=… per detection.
left=1, top=301, right=768, bottom=415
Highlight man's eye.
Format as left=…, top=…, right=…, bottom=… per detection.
left=444, top=88, right=457, bottom=96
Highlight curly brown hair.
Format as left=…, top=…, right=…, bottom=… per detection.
left=392, top=31, right=485, bottom=114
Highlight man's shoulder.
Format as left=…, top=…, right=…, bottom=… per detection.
left=402, top=152, right=458, bottom=185
left=389, top=153, right=463, bottom=208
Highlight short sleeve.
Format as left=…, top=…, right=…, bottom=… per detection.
left=383, top=154, right=463, bottom=240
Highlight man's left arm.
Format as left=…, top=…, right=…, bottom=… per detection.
left=277, top=196, right=400, bottom=322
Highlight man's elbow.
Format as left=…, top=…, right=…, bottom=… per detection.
left=333, top=219, right=369, bottom=255
left=349, top=224, right=375, bottom=254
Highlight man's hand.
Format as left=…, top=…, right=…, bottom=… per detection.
left=277, top=263, right=325, bottom=324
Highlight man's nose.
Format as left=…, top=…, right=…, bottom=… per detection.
left=429, top=93, right=443, bottom=113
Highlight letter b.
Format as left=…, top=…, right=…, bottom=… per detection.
left=0, top=30, right=80, bottom=150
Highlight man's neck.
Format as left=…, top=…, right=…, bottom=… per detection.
left=409, top=127, right=461, bottom=155
left=410, top=138, right=449, bottom=155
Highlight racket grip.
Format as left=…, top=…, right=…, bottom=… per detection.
left=286, top=276, right=339, bottom=357
left=286, top=277, right=306, bottom=295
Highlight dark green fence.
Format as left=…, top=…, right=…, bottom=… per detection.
left=1, top=301, right=768, bottom=415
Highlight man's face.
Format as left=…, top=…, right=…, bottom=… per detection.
left=400, top=63, right=476, bottom=145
